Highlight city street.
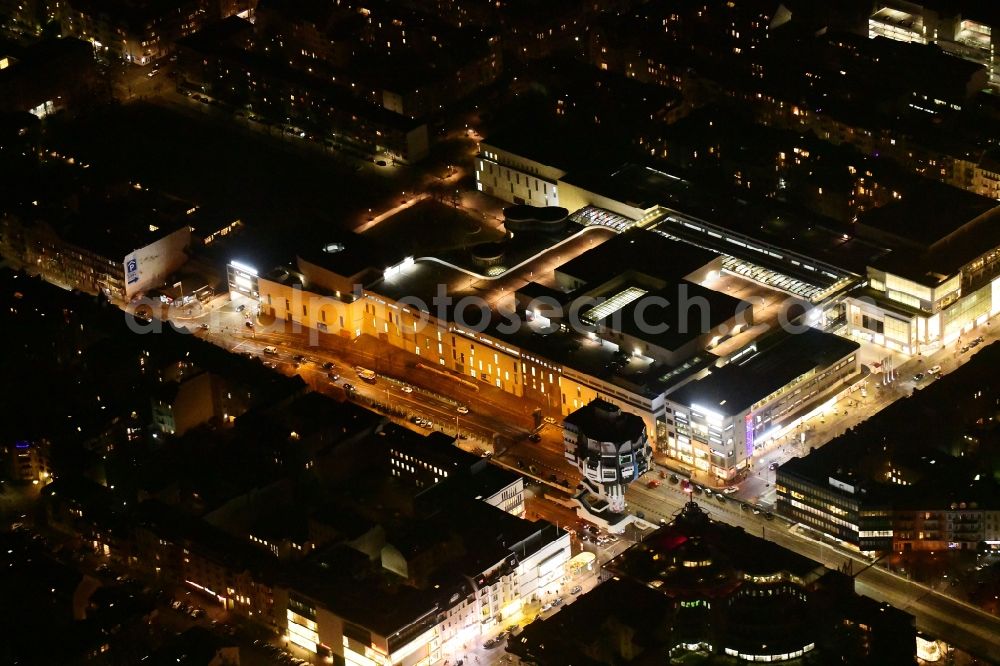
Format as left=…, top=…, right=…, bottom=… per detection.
left=157, top=291, right=1000, bottom=655
left=624, top=481, right=1000, bottom=662
left=738, top=321, right=998, bottom=507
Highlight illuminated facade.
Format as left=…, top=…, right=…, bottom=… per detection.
left=845, top=195, right=1000, bottom=354
left=663, top=329, right=860, bottom=481
left=869, top=3, right=999, bottom=89
left=1, top=215, right=191, bottom=301
left=280, top=521, right=569, bottom=665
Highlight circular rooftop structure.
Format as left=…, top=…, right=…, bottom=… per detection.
left=503, top=204, right=569, bottom=234
left=470, top=240, right=506, bottom=268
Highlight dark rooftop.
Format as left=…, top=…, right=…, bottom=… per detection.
left=857, top=180, right=999, bottom=250
left=607, top=280, right=749, bottom=352
left=669, top=327, right=860, bottom=415
left=297, top=233, right=399, bottom=283
left=556, top=228, right=719, bottom=289
left=564, top=398, right=646, bottom=443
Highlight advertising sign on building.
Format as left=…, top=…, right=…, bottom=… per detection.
left=126, top=255, right=140, bottom=285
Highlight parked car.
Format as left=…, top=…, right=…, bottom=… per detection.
left=570, top=585, right=582, bottom=594
left=913, top=372, right=925, bottom=382
left=263, top=346, right=278, bottom=355
left=646, top=479, right=661, bottom=489
left=723, top=486, right=738, bottom=494
left=928, top=365, right=942, bottom=375
left=527, top=432, right=541, bottom=443
left=543, top=416, right=556, bottom=425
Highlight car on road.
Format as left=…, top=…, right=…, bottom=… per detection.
left=716, top=493, right=726, bottom=503
left=668, top=474, right=679, bottom=484
left=342, top=383, right=355, bottom=392
left=456, top=405, right=469, bottom=414
left=322, top=361, right=335, bottom=370
left=327, top=373, right=339, bottom=381
left=751, top=506, right=762, bottom=515
left=527, top=432, right=541, bottom=442
left=263, top=361, right=276, bottom=368
left=690, top=484, right=702, bottom=494
left=375, top=159, right=387, bottom=166
left=292, top=354, right=305, bottom=363
left=722, top=486, right=738, bottom=494
left=483, top=639, right=501, bottom=650
left=635, top=511, right=645, bottom=519
left=680, top=479, right=691, bottom=492
left=570, top=585, right=582, bottom=594
left=961, top=345, right=970, bottom=353
left=552, top=597, right=563, bottom=607
left=764, top=512, right=775, bottom=521
left=543, top=416, right=556, bottom=425
left=400, top=385, right=413, bottom=394
left=263, top=346, right=278, bottom=355
left=913, top=372, right=925, bottom=382
left=236, top=304, right=246, bottom=312
left=768, top=462, right=779, bottom=471
left=147, top=68, right=159, bottom=78
left=928, top=365, right=942, bottom=375
left=647, top=479, right=661, bottom=489
left=540, top=602, right=553, bottom=613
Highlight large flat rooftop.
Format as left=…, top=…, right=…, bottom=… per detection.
left=668, top=327, right=859, bottom=416
left=857, top=181, right=998, bottom=250
left=556, top=227, right=719, bottom=289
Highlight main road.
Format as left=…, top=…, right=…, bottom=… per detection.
left=163, top=302, right=1000, bottom=661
